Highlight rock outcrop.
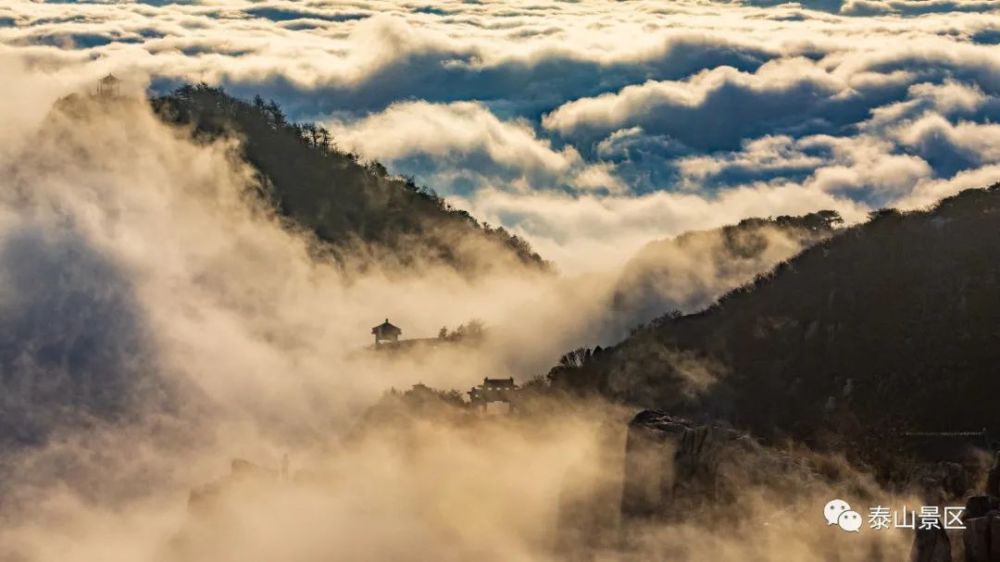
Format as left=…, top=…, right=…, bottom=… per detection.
left=618, top=410, right=805, bottom=523
left=910, top=455, right=1000, bottom=562
left=962, top=496, right=1000, bottom=562
left=620, top=410, right=745, bottom=521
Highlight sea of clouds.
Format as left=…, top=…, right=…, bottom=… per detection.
left=0, top=2, right=996, bottom=560
left=0, top=63, right=912, bottom=562
left=2, top=0, right=998, bottom=272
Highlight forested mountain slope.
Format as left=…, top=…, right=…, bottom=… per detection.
left=153, top=85, right=548, bottom=275
left=551, top=184, right=1000, bottom=449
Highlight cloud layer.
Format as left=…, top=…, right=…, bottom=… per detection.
left=1, top=0, right=998, bottom=271
left=1, top=5, right=996, bottom=559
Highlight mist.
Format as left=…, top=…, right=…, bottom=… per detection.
left=0, top=57, right=926, bottom=562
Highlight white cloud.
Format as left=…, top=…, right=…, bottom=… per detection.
left=327, top=100, right=625, bottom=193
left=896, top=163, right=1000, bottom=209
left=454, top=184, right=868, bottom=274
left=894, top=113, right=1000, bottom=164
left=675, top=135, right=827, bottom=188
left=4, top=3, right=1000, bottom=558
left=0, top=0, right=997, bottom=270
left=864, top=80, right=991, bottom=129
left=542, top=57, right=845, bottom=142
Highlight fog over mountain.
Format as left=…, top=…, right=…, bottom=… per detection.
left=0, top=1, right=999, bottom=561
left=0, top=63, right=849, bottom=561
left=550, top=184, right=1000, bottom=453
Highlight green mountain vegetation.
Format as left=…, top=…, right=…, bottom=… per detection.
left=152, top=84, right=548, bottom=275
left=549, top=184, right=1000, bottom=458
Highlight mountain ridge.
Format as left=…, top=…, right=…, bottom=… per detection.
left=152, top=84, right=550, bottom=276
left=549, top=183, right=1000, bottom=456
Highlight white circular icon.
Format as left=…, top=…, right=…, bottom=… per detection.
left=838, top=510, right=863, bottom=532
left=824, top=499, right=851, bottom=525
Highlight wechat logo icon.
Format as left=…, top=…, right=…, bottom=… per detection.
left=825, top=499, right=862, bottom=532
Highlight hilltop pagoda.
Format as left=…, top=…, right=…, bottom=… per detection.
left=371, top=318, right=402, bottom=347
left=97, top=73, right=121, bottom=97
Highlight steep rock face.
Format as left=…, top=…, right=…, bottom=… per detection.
left=620, top=410, right=751, bottom=521
left=552, top=411, right=756, bottom=561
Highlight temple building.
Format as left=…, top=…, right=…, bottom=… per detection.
left=97, top=73, right=121, bottom=97
left=371, top=318, right=402, bottom=347
left=468, top=377, right=518, bottom=411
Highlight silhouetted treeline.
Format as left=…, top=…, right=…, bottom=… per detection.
left=152, top=84, right=548, bottom=274
left=550, top=184, right=1000, bottom=462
